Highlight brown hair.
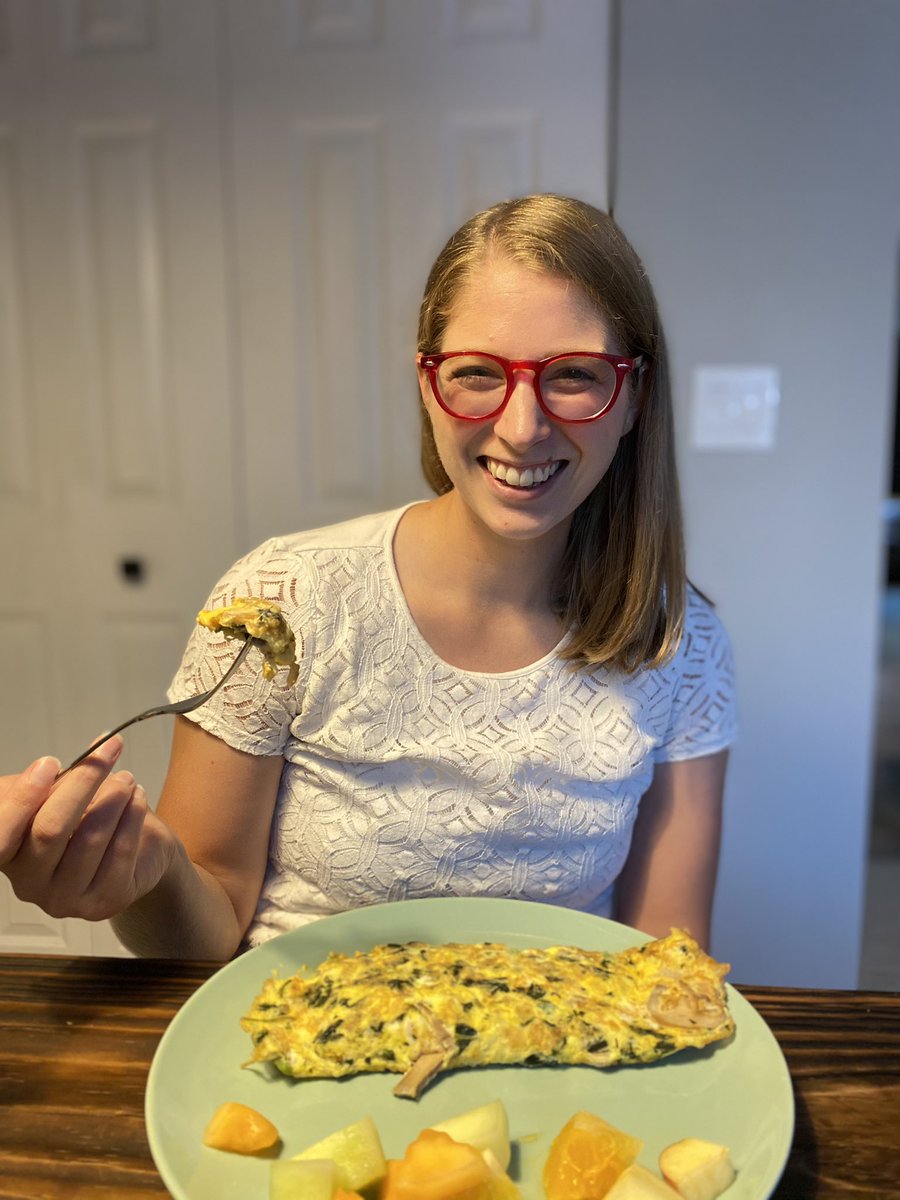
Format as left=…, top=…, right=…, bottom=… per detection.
left=416, top=194, right=685, bottom=672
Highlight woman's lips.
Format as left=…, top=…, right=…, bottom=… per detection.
left=481, top=456, right=564, bottom=489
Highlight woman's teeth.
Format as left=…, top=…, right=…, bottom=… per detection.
left=485, top=458, right=561, bottom=488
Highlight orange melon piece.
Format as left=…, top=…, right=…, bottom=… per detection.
left=202, top=1100, right=279, bottom=1155
left=381, top=1128, right=497, bottom=1200
left=543, top=1111, right=643, bottom=1200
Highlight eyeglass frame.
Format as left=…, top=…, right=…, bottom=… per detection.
left=417, top=349, right=644, bottom=424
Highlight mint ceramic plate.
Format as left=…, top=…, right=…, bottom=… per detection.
left=145, top=898, right=793, bottom=1199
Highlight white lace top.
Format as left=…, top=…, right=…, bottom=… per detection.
left=169, top=505, right=737, bottom=948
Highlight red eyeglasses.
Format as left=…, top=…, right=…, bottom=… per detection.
left=418, top=350, right=642, bottom=423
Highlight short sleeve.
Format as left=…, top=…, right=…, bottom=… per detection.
left=654, top=594, right=738, bottom=763
left=167, top=538, right=304, bottom=757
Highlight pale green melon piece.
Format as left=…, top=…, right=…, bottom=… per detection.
left=429, top=1099, right=511, bottom=1171
left=606, top=1163, right=684, bottom=1199
left=270, top=1158, right=337, bottom=1200
left=293, top=1115, right=387, bottom=1193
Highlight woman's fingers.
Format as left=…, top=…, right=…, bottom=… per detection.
left=26, top=737, right=125, bottom=873
left=83, top=786, right=156, bottom=919
left=0, top=756, right=62, bottom=864
left=2, top=739, right=177, bottom=925
left=50, top=789, right=174, bottom=923
left=47, top=774, right=141, bottom=907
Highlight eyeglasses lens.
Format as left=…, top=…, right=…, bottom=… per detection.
left=435, top=354, right=619, bottom=419
left=436, top=355, right=507, bottom=418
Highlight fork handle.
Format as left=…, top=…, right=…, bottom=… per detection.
left=56, top=724, right=141, bottom=779
left=56, top=638, right=253, bottom=780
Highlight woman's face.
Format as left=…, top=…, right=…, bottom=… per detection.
left=418, top=254, right=639, bottom=546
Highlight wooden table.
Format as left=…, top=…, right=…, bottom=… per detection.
left=1, top=954, right=898, bottom=1198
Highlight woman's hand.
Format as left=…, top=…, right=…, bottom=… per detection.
left=0, top=737, right=177, bottom=923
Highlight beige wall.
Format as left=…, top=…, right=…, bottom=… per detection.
left=616, top=0, right=900, bottom=985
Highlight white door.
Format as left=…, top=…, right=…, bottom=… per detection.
left=0, top=0, right=235, bottom=954
left=0, top=0, right=612, bottom=954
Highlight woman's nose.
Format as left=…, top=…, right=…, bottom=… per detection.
left=492, top=374, right=553, bottom=447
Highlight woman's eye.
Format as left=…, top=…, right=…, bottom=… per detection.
left=448, top=365, right=504, bottom=389
left=547, top=367, right=597, bottom=388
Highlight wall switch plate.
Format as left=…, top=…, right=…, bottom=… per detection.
left=690, top=365, right=780, bottom=450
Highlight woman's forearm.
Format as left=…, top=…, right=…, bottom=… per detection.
left=110, top=838, right=244, bottom=960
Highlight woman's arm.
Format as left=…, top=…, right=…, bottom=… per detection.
left=111, top=716, right=283, bottom=960
left=613, top=750, right=729, bottom=950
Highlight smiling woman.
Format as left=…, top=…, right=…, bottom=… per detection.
left=414, top=195, right=681, bottom=673
left=0, top=194, right=736, bottom=963
left=410, top=253, right=642, bottom=653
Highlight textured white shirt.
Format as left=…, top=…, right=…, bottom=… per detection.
left=169, top=505, right=737, bottom=947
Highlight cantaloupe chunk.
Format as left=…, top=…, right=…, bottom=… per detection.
left=202, top=1101, right=280, bottom=1155
left=381, top=1127, right=523, bottom=1200
left=543, top=1111, right=643, bottom=1200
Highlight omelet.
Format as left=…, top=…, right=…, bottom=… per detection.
left=197, top=597, right=299, bottom=686
left=240, top=929, right=735, bottom=1099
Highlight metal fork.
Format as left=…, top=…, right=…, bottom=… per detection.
left=56, top=638, right=254, bottom=779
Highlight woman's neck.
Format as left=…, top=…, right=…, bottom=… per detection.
left=404, top=492, right=568, bottom=613
left=392, top=494, right=570, bottom=672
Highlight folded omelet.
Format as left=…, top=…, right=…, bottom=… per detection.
left=240, top=929, right=735, bottom=1099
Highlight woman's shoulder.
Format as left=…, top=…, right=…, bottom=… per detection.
left=227, top=505, right=414, bottom=577
left=202, top=506, right=412, bottom=611
left=677, top=584, right=734, bottom=670
left=265, top=504, right=411, bottom=557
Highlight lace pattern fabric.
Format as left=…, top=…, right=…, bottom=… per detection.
left=169, top=505, right=738, bottom=946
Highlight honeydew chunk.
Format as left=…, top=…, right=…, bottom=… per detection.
left=605, top=1163, right=679, bottom=1197
left=659, top=1138, right=736, bottom=1200
left=482, top=1148, right=523, bottom=1198
left=293, top=1115, right=387, bottom=1193
left=270, top=1158, right=337, bottom=1200
left=429, top=1100, right=512, bottom=1171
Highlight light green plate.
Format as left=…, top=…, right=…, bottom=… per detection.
left=145, top=898, right=793, bottom=1199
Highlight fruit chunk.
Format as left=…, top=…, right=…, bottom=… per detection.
left=429, top=1100, right=512, bottom=1171
left=293, top=1115, right=387, bottom=1193
left=381, top=1128, right=520, bottom=1199
left=482, top=1148, right=523, bottom=1199
left=606, top=1163, right=679, bottom=1197
left=202, top=1101, right=280, bottom=1155
left=659, top=1138, right=736, bottom=1200
left=270, top=1158, right=337, bottom=1200
left=542, top=1111, right=643, bottom=1200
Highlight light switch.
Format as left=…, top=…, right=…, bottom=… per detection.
left=690, top=365, right=780, bottom=451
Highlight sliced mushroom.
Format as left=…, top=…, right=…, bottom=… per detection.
left=648, top=982, right=730, bottom=1030
left=392, top=1004, right=457, bottom=1099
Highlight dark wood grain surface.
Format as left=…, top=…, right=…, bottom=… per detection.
left=0, top=954, right=897, bottom=1199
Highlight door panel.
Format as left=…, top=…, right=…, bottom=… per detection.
left=0, top=0, right=234, bottom=955
left=0, top=0, right=611, bottom=953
